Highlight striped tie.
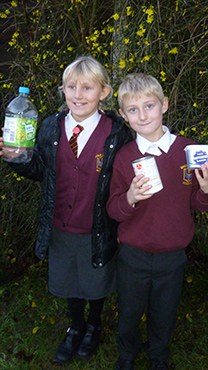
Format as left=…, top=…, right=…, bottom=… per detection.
left=69, top=125, right=84, bottom=158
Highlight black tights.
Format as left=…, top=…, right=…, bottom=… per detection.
left=67, top=297, right=105, bottom=331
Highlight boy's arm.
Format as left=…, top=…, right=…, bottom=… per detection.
left=127, top=173, right=153, bottom=206
left=195, top=162, right=208, bottom=193
left=107, top=160, right=152, bottom=223
left=191, top=162, right=208, bottom=212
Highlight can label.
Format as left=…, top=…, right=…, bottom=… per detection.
left=132, top=156, right=163, bottom=194
left=3, top=116, right=37, bottom=148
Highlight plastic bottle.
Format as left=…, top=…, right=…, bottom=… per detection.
left=3, top=86, right=38, bottom=163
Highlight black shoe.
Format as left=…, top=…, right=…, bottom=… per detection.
left=150, top=360, right=168, bottom=370
left=115, top=357, right=134, bottom=370
left=55, top=327, right=85, bottom=364
left=76, top=324, right=101, bottom=360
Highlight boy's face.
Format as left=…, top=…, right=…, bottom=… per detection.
left=63, top=73, right=110, bottom=122
left=119, top=93, right=168, bottom=142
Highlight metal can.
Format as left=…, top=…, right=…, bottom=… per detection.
left=132, top=156, right=163, bottom=195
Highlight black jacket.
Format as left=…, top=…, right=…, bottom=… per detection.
left=9, top=110, right=133, bottom=268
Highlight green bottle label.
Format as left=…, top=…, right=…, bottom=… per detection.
left=4, top=117, right=37, bottom=148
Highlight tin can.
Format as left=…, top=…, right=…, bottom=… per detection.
left=132, top=156, right=163, bottom=194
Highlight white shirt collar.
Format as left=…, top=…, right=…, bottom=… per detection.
left=136, top=126, right=176, bottom=156
left=67, top=110, right=101, bottom=133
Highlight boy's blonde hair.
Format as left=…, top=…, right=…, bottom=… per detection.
left=118, top=73, right=165, bottom=108
left=61, top=55, right=112, bottom=94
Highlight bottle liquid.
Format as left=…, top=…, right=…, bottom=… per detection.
left=3, top=86, right=38, bottom=163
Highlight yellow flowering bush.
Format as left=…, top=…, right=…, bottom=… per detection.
left=0, top=0, right=208, bottom=262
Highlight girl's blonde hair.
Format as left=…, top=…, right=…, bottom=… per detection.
left=60, top=55, right=112, bottom=94
left=118, top=73, right=165, bottom=108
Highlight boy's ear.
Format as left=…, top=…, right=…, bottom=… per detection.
left=162, top=97, right=169, bottom=114
left=119, top=108, right=128, bottom=121
left=100, top=85, right=111, bottom=101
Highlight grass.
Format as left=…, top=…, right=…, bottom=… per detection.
left=0, top=245, right=208, bottom=370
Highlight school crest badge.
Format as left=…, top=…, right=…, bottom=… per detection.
left=95, top=154, right=103, bottom=172
left=181, top=164, right=192, bottom=185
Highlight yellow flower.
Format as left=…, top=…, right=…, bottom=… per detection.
left=169, top=47, right=178, bottom=54
left=119, top=59, right=126, bottom=69
left=186, top=313, right=193, bottom=322
left=112, top=13, right=119, bottom=20
left=186, top=276, right=193, bottom=283
left=31, top=301, right=37, bottom=307
left=50, top=317, right=56, bottom=324
left=137, top=24, right=146, bottom=37
left=32, top=326, right=40, bottom=334
left=107, top=26, right=115, bottom=33
left=147, top=15, right=154, bottom=24
left=146, top=6, right=154, bottom=16
left=126, top=6, right=132, bottom=16
left=140, top=55, right=152, bottom=63
left=1, top=195, right=7, bottom=200
left=0, top=13, right=7, bottom=18
left=124, top=38, right=130, bottom=44
left=160, top=71, right=166, bottom=81
left=141, top=313, right=146, bottom=322
left=11, top=1, right=18, bottom=6
left=193, top=103, right=198, bottom=107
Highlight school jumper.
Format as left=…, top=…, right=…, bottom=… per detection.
left=107, top=135, right=208, bottom=362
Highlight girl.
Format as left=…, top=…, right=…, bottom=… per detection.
left=0, top=56, right=133, bottom=364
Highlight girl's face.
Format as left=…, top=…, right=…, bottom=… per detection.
left=63, top=73, right=111, bottom=122
left=119, top=93, right=168, bottom=142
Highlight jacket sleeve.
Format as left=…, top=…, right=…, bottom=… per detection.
left=8, top=146, right=45, bottom=182
left=7, top=113, right=60, bottom=181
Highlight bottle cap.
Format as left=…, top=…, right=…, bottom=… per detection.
left=19, top=86, right=30, bottom=94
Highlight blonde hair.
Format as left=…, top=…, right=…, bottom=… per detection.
left=118, top=73, right=165, bottom=108
left=60, top=55, right=112, bottom=94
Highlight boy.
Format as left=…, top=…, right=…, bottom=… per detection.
left=106, top=73, right=208, bottom=370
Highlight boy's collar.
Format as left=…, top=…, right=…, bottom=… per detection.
left=136, top=126, right=176, bottom=156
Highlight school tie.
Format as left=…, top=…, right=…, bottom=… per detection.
left=69, top=124, right=84, bottom=158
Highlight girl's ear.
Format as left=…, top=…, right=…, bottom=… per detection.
left=100, top=85, right=111, bottom=101
left=119, top=108, right=128, bottom=121
left=162, top=97, right=169, bottom=114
